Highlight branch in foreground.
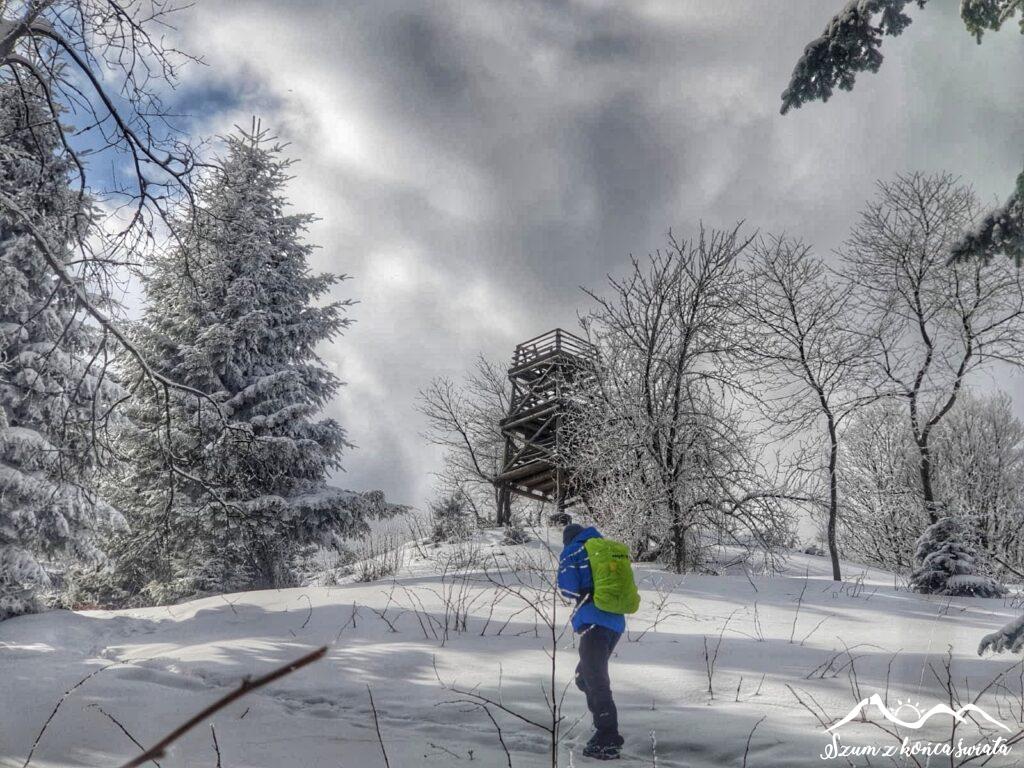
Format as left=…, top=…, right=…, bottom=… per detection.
left=117, top=646, right=328, bottom=768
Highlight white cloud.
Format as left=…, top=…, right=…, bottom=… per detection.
left=168, top=0, right=1024, bottom=508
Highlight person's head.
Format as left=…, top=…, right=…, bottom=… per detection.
left=562, top=522, right=584, bottom=546
left=549, top=511, right=572, bottom=527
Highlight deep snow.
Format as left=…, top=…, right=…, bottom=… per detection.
left=4, top=529, right=1024, bottom=767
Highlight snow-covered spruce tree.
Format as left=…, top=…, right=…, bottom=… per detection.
left=909, top=516, right=1005, bottom=598
left=0, top=85, right=121, bottom=619
left=96, top=127, right=392, bottom=606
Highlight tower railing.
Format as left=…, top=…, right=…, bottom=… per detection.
left=509, top=328, right=596, bottom=372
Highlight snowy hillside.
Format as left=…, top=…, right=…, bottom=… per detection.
left=4, top=529, right=1024, bottom=767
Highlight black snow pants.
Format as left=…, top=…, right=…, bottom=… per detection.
left=574, top=624, right=622, bottom=746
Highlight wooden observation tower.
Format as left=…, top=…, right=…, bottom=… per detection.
left=494, top=328, right=596, bottom=525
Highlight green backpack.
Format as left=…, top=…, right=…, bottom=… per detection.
left=583, top=538, right=641, bottom=615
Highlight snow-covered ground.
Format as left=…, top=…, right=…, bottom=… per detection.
left=4, top=529, right=1024, bottom=767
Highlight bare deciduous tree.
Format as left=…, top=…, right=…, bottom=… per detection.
left=840, top=393, right=1024, bottom=578
left=1, top=0, right=215, bottom=451
left=836, top=399, right=921, bottom=572
left=739, top=235, right=878, bottom=581
left=418, top=356, right=513, bottom=524
left=932, top=391, right=1024, bottom=574
left=841, top=172, right=1024, bottom=525
left=1, top=0, right=202, bottom=227
left=570, top=225, right=795, bottom=573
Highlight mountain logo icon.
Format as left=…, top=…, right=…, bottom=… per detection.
left=827, top=693, right=1010, bottom=733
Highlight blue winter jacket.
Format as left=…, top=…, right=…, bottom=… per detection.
left=558, top=527, right=626, bottom=634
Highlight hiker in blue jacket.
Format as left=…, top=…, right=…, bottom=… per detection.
left=558, top=520, right=626, bottom=760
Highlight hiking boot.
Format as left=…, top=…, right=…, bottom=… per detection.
left=587, top=733, right=624, bottom=749
left=582, top=742, right=621, bottom=760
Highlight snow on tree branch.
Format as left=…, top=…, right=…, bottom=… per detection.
left=950, top=170, right=1024, bottom=265
left=979, top=613, right=1024, bottom=655
left=780, top=0, right=925, bottom=115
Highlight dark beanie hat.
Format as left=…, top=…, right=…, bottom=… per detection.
left=562, top=523, right=584, bottom=546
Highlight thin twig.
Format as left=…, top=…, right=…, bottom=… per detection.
left=789, top=570, right=809, bottom=644
left=742, top=716, right=766, bottom=768
left=298, top=594, right=313, bottom=630
left=482, top=704, right=513, bottom=768
left=23, top=661, right=121, bottom=767
left=86, top=705, right=160, bottom=768
left=429, top=742, right=462, bottom=760
left=210, top=724, right=222, bottom=768
left=367, top=685, right=391, bottom=768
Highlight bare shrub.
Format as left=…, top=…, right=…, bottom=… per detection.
left=502, top=523, right=531, bottom=546
left=353, top=529, right=407, bottom=583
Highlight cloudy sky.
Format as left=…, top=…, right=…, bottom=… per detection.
left=168, top=0, right=1024, bottom=508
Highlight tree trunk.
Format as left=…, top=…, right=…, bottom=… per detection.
left=670, top=501, right=686, bottom=574
left=495, top=486, right=511, bottom=527
left=827, top=424, right=842, bottom=582
left=918, top=441, right=939, bottom=524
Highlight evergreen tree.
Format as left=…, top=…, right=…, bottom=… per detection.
left=909, top=516, right=1005, bottom=597
left=0, top=85, right=121, bottom=619
left=97, top=127, right=392, bottom=606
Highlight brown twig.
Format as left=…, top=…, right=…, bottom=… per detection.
left=86, top=704, right=159, bottom=767
left=298, top=594, right=313, bottom=630
left=210, top=724, right=221, bottom=768
left=742, top=716, right=766, bottom=768
left=367, top=685, right=391, bottom=768
left=482, top=704, right=513, bottom=768
left=117, top=646, right=327, bottom=768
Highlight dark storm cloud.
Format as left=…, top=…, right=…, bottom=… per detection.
left=385, top=12, right=474, bottom=101
left=175, top=0, right=1024, bottom=506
